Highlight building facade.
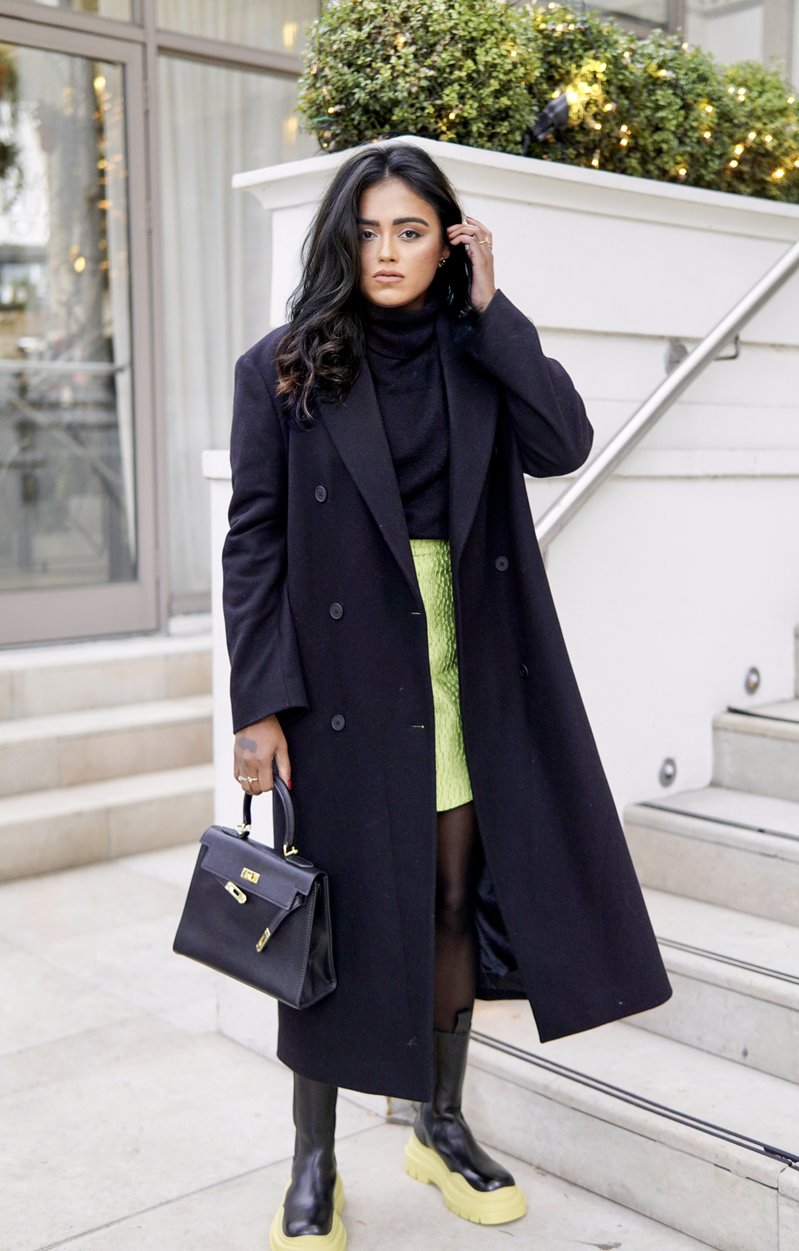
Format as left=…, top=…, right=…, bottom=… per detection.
left=0, top=0, right=795, bottom=647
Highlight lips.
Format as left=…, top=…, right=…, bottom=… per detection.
left=374, top=271, right=403, bottom=279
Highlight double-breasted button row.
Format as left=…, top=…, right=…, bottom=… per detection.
left=519, top=663, right=530, bottom=678
left=331, top=714, right=346, bottom=731
left=315, top=484, right=328, bottom=502
left=494, top=555, right=509, bottom=571
left=329, top=602, right=344, bottom=619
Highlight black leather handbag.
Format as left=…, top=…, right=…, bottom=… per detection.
left=173, top=775, right=336, bottom=1009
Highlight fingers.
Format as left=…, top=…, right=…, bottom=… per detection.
left=235, top=765, right=262, bottom=796
left=273, top=738, right=292, bottom=790
left=233, top=731, right=292, bottom=797
left=447, top=215, right=493, bottom=253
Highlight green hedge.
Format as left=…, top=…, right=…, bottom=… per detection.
left=297, top=0, right=799, bottom=203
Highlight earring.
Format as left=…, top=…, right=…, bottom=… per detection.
left=438, top=258, right=446, bottom=268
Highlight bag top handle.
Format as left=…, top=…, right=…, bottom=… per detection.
left=239, top=765, right=297, bottom=856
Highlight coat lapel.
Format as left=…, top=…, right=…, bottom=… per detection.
left=437, top=313, right=498, bottom=573
left=316, top=315, right=498, bottom=591
left=316, top=363, right=420, bottom=598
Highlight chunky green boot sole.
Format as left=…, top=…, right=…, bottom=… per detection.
left=404, top=1133, right=526, bottom=1226
left=269, top=1174, right=345, bottom=1250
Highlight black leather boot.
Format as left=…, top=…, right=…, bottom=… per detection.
left=404, top=1008, right=527, bottom=1225
left=269, top=1074, right=346, bottom=1250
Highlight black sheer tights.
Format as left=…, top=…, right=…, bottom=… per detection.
left=434, top=800, right=483, bottom=1032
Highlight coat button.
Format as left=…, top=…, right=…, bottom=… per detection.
left=519, top=663, right=530, bottom=678
left=331, top=714, right=346, bottom=731
left=315, top=485, right=327, bottom=502
left=329, top=602, right=344, bottom=619
left=495, top=555, right=509, bottom=571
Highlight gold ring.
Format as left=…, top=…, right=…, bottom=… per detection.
left=238, top=775, right=258, bottom=783
left=478, top=238, right=491, bottom=245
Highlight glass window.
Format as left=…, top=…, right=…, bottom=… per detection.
left=684, top=0, right=765, bottom=66
left=22, top=1, right=133, bottom=21
left=158, top=56, right=315, bottom=600
left=593, top=0, right=669, bottom=27
left=0, top=42, right=136, bottom=593
left=157, top=1, right=320, bottom=54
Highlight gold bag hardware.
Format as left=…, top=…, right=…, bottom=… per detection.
left=225, top=881, right=247, bottom=904
left=256, top=927, right=271, bottom=952
left=241, top=867, right=260, bottom=883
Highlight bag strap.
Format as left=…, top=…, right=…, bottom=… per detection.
left=237, top=766, right=298, bottom=859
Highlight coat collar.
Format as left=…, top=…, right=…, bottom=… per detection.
left=315, top=311, right=498, bottom=600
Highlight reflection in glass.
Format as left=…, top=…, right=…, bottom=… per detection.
left=159, top=57, right=315, bottom=599
left=0, top=44, right=135, bottom=592
left=593, top=0, right=669, bottom=26
left=22, top=0, right=132, bottom=20
left=157, top=0, right=320, bottom=54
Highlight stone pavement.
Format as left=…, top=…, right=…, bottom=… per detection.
left=1, top=845, right=711, bottom=1250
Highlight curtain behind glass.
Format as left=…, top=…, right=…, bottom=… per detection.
left=157, top=0, right=318, bottom=54
left=158, top=58, right=315, bottom=601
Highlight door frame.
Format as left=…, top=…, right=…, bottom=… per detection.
left=0, top=14, right=161, bottom=644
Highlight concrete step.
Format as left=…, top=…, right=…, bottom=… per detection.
left=0, top=633, right=211, bottom=719
left=633, top=888, right=799, bottom=1082
left=625, top=785, right=799, bottom=925
left=713, top=699, right=799, bottom=801
left=0, top=763, right=213, bottom=880
left=0, top=696, right=213, bottom=797
left=467, top=1001, right=799, bottom=1251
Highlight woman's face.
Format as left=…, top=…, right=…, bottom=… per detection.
left=357, top=177, right=450, bottom=311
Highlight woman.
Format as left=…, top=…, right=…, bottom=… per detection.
left=222, top=142, right=671, bottom=1249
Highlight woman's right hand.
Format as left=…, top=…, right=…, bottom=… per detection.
left=233, top=715, right=291, bottom=795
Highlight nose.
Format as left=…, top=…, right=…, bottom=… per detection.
left=378, top=231, right=397, bottom=263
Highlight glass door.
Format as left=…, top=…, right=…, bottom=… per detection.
left=0, top=17, right=158, bottom=644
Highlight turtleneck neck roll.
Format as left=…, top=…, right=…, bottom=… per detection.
left=362, top=296, right=449, bottom=540
left=361, top=297, right=439, bottom=360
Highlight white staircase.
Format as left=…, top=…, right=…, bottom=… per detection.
left=465, top=624, right=799, bottom=1251
left=0, top=633, right=214, bottom=880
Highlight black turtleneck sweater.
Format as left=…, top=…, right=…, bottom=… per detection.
left=363, top=298, right=449, bottom=540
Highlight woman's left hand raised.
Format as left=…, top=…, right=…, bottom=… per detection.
left=447, top=215, right=496, bottom=312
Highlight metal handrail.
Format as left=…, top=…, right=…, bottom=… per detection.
left=536, top=237, right=799, bottom=549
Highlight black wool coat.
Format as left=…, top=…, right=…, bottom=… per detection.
left=222, top=289, right=672, bottom=1102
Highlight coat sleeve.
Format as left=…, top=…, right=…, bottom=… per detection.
left=222, top=351, right=309, bottom=734
left=454, top=288, right=594, bottom=477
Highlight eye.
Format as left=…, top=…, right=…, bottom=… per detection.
left=358, top=228, right=377, bottom=241
left=399, top=229, right=421, bottom=240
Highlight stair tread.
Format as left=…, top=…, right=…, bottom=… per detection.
left=644, top=886, right=799, bottom=985
left=472, top=1003, right=799, bottom=1170
left=727, top=697, right=799, bottom=722
left=714, top=700, right=799, bottom=740
left=0, top=633, right=211, bottom=672
left=0, top=695, right=213, bottom=744
left=0, top=763, right=214, bottom=821
left=628, top=784, right=799, bottom=847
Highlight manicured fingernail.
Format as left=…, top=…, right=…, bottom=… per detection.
left=287, top=778, right=293, bottom=790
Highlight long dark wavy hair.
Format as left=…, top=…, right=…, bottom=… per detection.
left=276, top=142, right=475, bottom=426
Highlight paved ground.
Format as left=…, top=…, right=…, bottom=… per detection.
left=1, top=844, right=711, bottom=1250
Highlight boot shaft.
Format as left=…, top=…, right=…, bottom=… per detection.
left=292, top=1073, right=338, bottom=1153
left=430, top=1006, right=472, bottom=1116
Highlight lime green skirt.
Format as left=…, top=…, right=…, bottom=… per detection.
left=409, top=538, right=473, bottom=813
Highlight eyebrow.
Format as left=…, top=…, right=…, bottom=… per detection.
left=357, top=216, right=430, bottom=227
